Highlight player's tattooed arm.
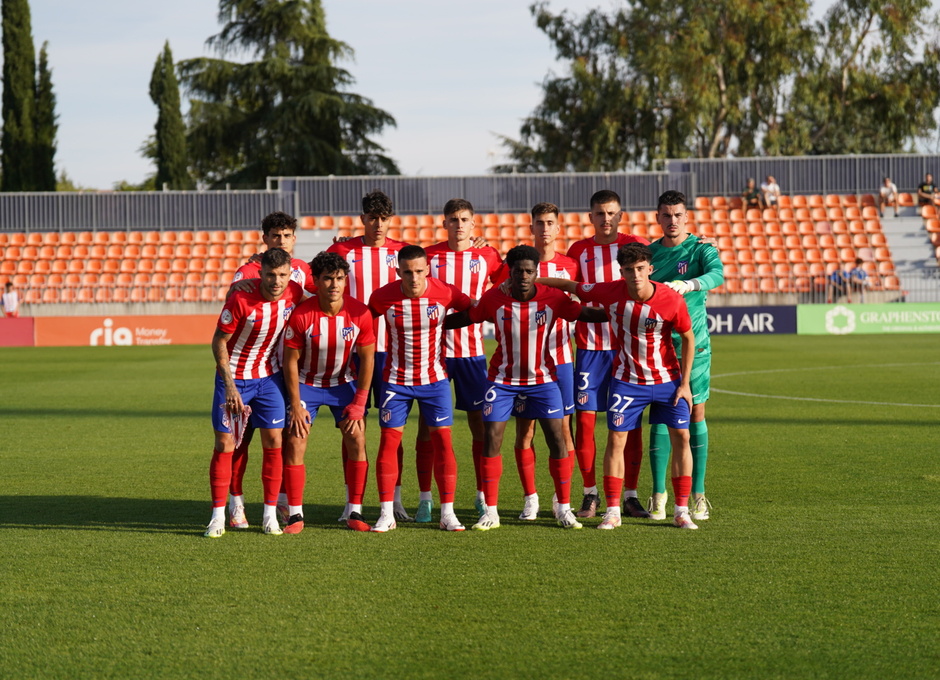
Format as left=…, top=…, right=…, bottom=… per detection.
left=577, top=307, right=609, bottom=323
left=212, top=328, right=244, bottom=414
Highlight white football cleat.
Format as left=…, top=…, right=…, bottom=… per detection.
left=648, top=492, right=668, bottom=521
left=370, top=514, right=397, bottom=533
left=337, top=503, right=351, bottom=523
left=439, top=513, right=466, bottom=532
left=691, top=494, right=711, bottom=521
left=204, top=517, right=225, bottom=538
left=597, top=511, right=622, bottom=530
left=673, top=511, right=698, bottom=530
left=556, top=508, right=583, bottom=530
left=229, top=505, right=249, bottom=529
left=262, top=516, right=283, bottom=535
left=472, top=509, right=501, bottom=531
left=518, top=493, right=539, bottom=521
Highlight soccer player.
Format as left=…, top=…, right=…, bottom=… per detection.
left=228, top=210, right=315, bottom=523
left=280, top=251, right=376, bottom=534
left=420, top=198, right=504, bottom=522
left=540, top=243, right=698, bottom=529
left=647, top=190, right=723, bottom=522
left=505, top=203, right=578, bottom=521
left=446, top=245, right=608, bottom=531
left=565, top=190, right=649, bottom=519
left=327, top=191, right=412, bottom=520
left=205, top=247, right=305, bottom=538
left=368, top=245, right=474, bottom=532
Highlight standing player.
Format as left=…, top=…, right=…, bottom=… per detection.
left=327, top=191, right=411, bottom=521
left=227, top=210, right=315, bottom=525
left=446, top=245, right=608, bottom=531
left=205, top=247, right=304, bottom=538
left=368, top=245, right=474, bottom=532
left=565, top=190, right=649, bottom=519
left=2, top=282, right=19, bottom=317
left=505, top=203, right=578, bottom=520
left=420, top=198, right=504, bottom=522
left=647, top=190, right=723, bottom=521
left=540, top=243, right=698, bottom=529
left=280, top=251, right=376, bottom=534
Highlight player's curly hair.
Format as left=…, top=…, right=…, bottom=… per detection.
left=310, top=251, right=350, bottom=277
left=260, top=211, right=297, bottom=235
left=617, top=242, right=652, bottom=267
left=361, top=191, right=394, bottom=218
left=443, top=198, right=474, bottom=216
left=589, top=190, right=621, bottom=209
left=261, top=247, right=292, bottom=270
left=506, top=244, right=540, bottom=268
left=657, top=190, right=687, bottom=209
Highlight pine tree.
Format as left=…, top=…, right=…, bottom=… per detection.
left=2, top=0, right=37, bottom=191
left=149, top=41, right=191, bottom=190
left=34, top=41, right=57, bottom=191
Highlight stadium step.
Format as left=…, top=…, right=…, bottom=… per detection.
left=880, top=216, right=940, bottom=302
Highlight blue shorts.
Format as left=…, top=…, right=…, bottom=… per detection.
left=483, top=382, right=565, bottom=422
left=606, top=378, right=690, bottom=432
left=446, top=355, right=488, bottom=411
left=378, top=380, right=453, bottom=428
left=574, top=349, right=615, bottom=412
left=555, top=362, right=575, bottom=415
left=298, top=381, right=359, bottom=427
left=212, top=372, right=286, bottom=432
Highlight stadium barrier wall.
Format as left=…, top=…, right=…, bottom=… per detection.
left=0, top=317, right=35, bottom=346
left=797, top=303, right=940, bottom=335
left=32, top=315, right=217, bottom=347
left=707, top=306, right=797, bottom=335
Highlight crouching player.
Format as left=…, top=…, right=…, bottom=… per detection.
left=445, top=245, right=609, bottom=531
left=540, top=243, right=699, bottom=529
left=206, top=248, right=305, bottom=537
left=281, top=252, right=376, bottom=534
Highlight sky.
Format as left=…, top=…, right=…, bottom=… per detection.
left=27, top=0, right=613, bottom=189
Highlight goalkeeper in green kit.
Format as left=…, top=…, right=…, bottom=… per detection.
left=645, top=190, right=724, bottom=521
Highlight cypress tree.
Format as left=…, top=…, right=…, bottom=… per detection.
left=34, top=41, right=57, bottom=191
left=1, top=0, right=36, bottom=191
left=149, top=41, right=191, bottom=190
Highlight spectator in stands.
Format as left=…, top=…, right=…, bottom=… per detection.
left=760, top=175, right=781, bottom=210
left=917, top=173, right=939, bottom=211
left=1, top=282, right=19, bottom=317
left=826, top=266, right=849, bottom=304
left=847, top=258, right=868, bottom=302
left=741, top=178, right=763, bottom=210
left=878, top=177, right=899, bottom=218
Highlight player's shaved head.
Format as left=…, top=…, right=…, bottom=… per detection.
left=617, top=242, right=653, bottom=267
left=443, top=198, right=474, bottom=216
left=310, top=251, right=349, bottom=277
left=260, top=211, right=297, bottom=235
left=261, top=247, right=292, bottom=271
left=590, top=190, right=621, bottom=209
left=398, top=244, right=428, bottom=265
left=657, top=190, right=687, bottom=211
left=362, top=191, right=394, bottom=218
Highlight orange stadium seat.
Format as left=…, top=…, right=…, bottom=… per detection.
left=26, top=233, right=43, bottom=246
left=802, top=235, right=819, bottom=250
left=93, top=232, right=110, bottom=245
left=694, top=197, right=711, bottom=210
left=194, top=231, right=211, bottom=244
left=711, top=196, right=728, bottom=210
left=852, top=234, right=869, bottom=248
left=830, top=220, right=848, bottom=234
left=127, top=231, right=144, bottom=245
left=318, top=216, right=335, bottom=230
left=300, top=216, right=316, bottom=230
left=808, top=195, right=824, bottom=208
left=898, top=193, right=915, bottom=207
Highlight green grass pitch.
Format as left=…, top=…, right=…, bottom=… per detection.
left=0, top=334, right=938, bottom=679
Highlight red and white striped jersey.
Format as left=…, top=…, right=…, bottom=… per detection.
left=425, top=242, right=504, bottom=358
left=369, top=278, right=473, bottom=386
left=283, top=296, right=376, bottom=388
left=576, top=281, right=691, bottom=385
left=469, top=285, right=582, bottom=386
left=233, top=257, right=316, bottom=294
left=217, top=281, right=304, bottom=380
left=567, top=232, right=649, bottom=351
left=327, top=236, right=408, bottom=352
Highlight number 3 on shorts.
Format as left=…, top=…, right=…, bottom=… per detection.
left=578, top=372, right=591, bottom=390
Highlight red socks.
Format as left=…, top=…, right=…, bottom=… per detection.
left=481, top=455, right=502, bottom=507
left=575, top=411, right=597, bottom=487
left=346, top=459, right=369, bottom=505
left=431, top=428, right=457, bottom=504
left=672, top=475, right=692, bottom=508
left=229, top=440, right=248, bottom=496
left=284, top=464, right=305, bottom=506
left=603, top=475, right=623, bottom=510
left=622, top=427, right=644, bottom=490
left=514, top=447, right=537, bottom=496
left=376, top=429, right=403, bottom=502
left=415, top=438, right=434, bottom=493
left=209, top=449, right=233, bottom=507
left=261, top=447, right=283, bottom=505
left=548, top=455, right=573, bottom=505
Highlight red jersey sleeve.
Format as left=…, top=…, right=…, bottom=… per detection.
left=670, top=291, right=692, bottom=334
left=551, top=288, right=583, bottom=321
left=468, top=289, right=498, bottom=324
left=446, top=282, right=473, bottom=312
left=484, top=248, right=506, bottom=284
left=217, top=290, right=249, bottom=334
left=233, top=261, right=260, bottom=282
left=296, top=260, right=315, bottom=293
left=283, top=304, right=308, bottom=350
left=351, top=301, right=377, bottom=346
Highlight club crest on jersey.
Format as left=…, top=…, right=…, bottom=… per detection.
left=677, top=260, right=689, bottom=275
left=468, top=258, right=481, bottom=274
left=291, top=269, right=303, bottom=282
left=577, top=391, right=589, bottom=405
left=283, top=305, right=294, bottom=319
left=380, top=408, right=392, bottom=423
left=535, top=310, right=547, bottom=326
left=341, top=326, right=355, bottom=342
left=644, top=317, right=659, bottom=329
left=426, top=304, right=440, bottom=319
left=612, top=413, right=624, bottom=427
left=385, top=253, right=397, bottom=267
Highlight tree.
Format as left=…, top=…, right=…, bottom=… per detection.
left=34, top=41, right=57, bottom=191
left=179, top=0, right=397, bottom=188
left=2, top=0, right=36, bottom=191
left=149, top=41, right=193, bottom=189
